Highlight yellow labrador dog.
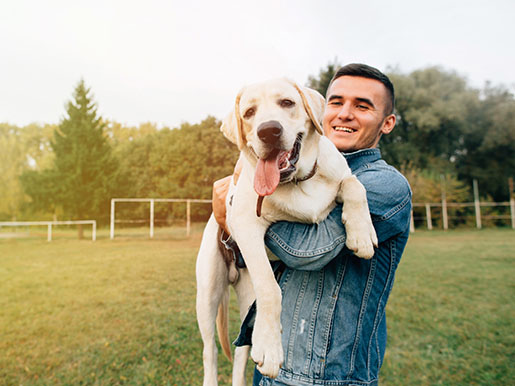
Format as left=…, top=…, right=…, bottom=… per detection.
left=196, top=78, right=377, bottom=385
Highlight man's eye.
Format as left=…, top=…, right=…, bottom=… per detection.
left=279, top=99, right=295, bottom=108
left=357, top=104, right=369, bottom=110
left=243, top=108, right=255, bottom=119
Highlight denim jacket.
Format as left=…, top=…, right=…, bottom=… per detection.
left=257, top=148, right=412, bottom=386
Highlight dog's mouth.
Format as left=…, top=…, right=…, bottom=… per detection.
left=278, top=133, right=302, bottom=182
left=254, top=133, right=302, bottom=197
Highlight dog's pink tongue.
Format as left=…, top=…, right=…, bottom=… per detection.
left=254, top=152, right=280, bottom=197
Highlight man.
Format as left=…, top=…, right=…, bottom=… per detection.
left=213, top=63, right=412, bottom=385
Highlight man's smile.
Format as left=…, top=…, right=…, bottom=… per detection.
left=333, top=126, right=357, bottom=133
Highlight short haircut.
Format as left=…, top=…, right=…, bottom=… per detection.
left=329, top=63, right=395, bottom=115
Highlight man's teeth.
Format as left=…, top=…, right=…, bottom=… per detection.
left=334, top=127, right=356, bottom=133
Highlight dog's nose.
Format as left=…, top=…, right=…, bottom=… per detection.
left=257, top=120, right=283, bottom=145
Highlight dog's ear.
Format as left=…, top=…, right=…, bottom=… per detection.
left=220, top=88, right=246, bottom=149
left=220, top=110, right=239, bottom=146
left=292, top=83, right=325, bottom=135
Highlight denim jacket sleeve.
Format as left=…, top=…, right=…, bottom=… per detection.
left=265, top=164, right=412, bottom=271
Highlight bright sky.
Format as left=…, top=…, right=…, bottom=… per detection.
left=1, top=0, right=514, bottom=128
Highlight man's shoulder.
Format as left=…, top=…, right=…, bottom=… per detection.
left=356, top=159, right=412, bottom=221
left=357, top=159, right=410, bottom=194
left=344, top=149, right=410, bottom=196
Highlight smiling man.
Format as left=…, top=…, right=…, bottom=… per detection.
left=213, top=63, right=412, bottom=386
left=323, top=73, right=396, bottom=152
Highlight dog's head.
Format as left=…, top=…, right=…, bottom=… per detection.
left=221, top=78, right=325, bottom=197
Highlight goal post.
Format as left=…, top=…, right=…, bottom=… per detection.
left=109, top=198, right=212, bottom=239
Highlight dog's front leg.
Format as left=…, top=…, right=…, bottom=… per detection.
left=230, top=218, right=283, bottom=379
left=339, top=175, right=378, bottom=259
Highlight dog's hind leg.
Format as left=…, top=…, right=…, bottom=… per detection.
left=196, top=215, right=230, bottom=386
left=233, top=345, right=251, bottom=386
left=232, top=269, right=254, bottom=386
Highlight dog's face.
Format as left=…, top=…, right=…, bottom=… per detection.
left=222, top=78, right=325, bottom=196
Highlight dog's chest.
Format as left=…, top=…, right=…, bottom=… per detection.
left=262, top=179, right=339, bottom=223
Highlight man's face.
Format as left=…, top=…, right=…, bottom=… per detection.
left=322, top=76, right=396, bottom=152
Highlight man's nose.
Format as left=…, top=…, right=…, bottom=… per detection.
left=336, top=103, right=353, bottom=120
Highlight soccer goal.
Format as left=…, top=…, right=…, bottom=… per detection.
left=109, top=198, right=212, bottom=239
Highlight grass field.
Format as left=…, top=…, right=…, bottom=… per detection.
left=0, top=226, right=514, bottom=385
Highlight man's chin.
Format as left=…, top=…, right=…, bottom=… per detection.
left=330, top=138, right=357, bottom=153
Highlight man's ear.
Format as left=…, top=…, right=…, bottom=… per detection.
left=291, top=82, right=325, bottom=135
left=220, top=88, right=246, bottom=149
left=380, top=114, right=396, bottom=135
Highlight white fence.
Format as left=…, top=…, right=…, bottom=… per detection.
left=410, top=178, right=515, bottom=231
left=110, top=198, right=211, bottom=239
left=111, top=195, right=514, bottom=240
left=411, top=201, right=515, bottom=231
left=0, top=220, right=97, bottom=241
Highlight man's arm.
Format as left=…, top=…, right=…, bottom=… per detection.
left=265, top=168, right=412, bottom=271
left=212, top=177, right=347, bottom=271
left=211, top=162, right=411, bottom=272
left=265, top=205, right=348, bottom=271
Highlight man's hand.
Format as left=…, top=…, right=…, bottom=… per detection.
left=212, top=176, right=232, bottom=233
left=212, top=157, right=243, bottom=233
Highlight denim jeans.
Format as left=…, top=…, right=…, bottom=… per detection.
left=249, top=148, right=412, bottom=385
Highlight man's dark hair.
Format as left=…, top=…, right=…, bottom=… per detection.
left=329, top=63, right=395, bottom=115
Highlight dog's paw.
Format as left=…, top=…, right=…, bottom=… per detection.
left=251, top=319, right=283, bottom=378
left=343, top=215, right=377, bottom=259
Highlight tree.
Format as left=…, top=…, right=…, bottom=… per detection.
left=115, top=116, right=239, bottom=222
left=0, top=124, right=26, bottom=220
left=456, top=83, right=515, bottom=201
left=383, top=67, right=479, bottom=172
left=106, top=120, right=159, bottom=147
left=306, top=59, right=341, bottom=96
left=383, top=67, right=514, bottom=201
left=0, top=123, right=55, bottom=220
left=21, top=80, right=126, bottom=236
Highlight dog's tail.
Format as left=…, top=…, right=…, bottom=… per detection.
left=216, top=286, right=232, bottom=362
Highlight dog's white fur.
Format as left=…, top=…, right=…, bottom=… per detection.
left=196, top=78, right=377, bottom=385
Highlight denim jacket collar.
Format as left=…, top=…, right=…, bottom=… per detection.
left=341, top=148, right=382, bottom=172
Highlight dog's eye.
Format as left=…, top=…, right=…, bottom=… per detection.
left=279, top=99, right=295, bottom=108
left=243, top=108, right=255, bottom=119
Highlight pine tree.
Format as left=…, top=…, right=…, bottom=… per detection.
left=21, top=79, right=124, bottom=237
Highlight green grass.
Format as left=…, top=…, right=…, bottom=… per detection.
left=0, top=227, right=514, bottom=385
left=383, top=229, right=515, bottom=385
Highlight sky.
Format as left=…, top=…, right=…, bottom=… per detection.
left=1, top=0, right=514, bottom=129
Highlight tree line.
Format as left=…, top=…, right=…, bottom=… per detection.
left=1, top=65, right=514, bottom=229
